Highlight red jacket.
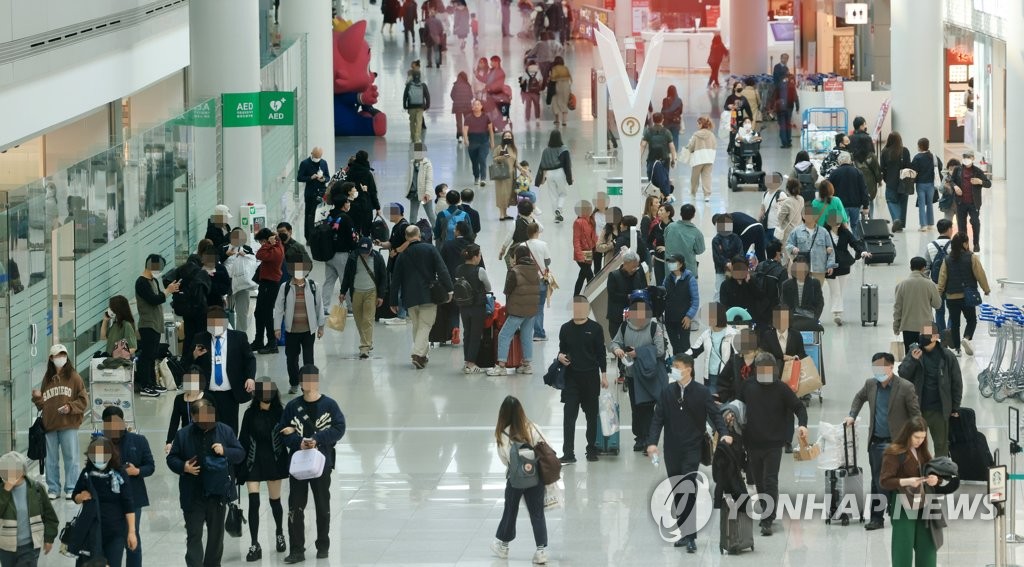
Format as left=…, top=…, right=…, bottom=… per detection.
left=255, top=240, right=284, bottom=282
left=573, top=216, right=597, bottom=262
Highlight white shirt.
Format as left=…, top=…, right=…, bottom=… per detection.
left=526, top=239, right=552, bottom=272
left=208, top=334, right=231, bottom=391
left=924, top=237, right=951, bottom=264
left=761, top=189, right=788, bottom=230
left=777, top=330, right=789, bottom=350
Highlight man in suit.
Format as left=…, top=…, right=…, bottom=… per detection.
left=846, top=352, right=922, bottom=531
left=298, top=147, right=330, bottom=240
left=758, top=305, right=807, bottom=362
left=186, top=306, right=257, bottom=432
left=459, top=188, right=482, bottom=235
left=780, top=255, right=824, bottom=327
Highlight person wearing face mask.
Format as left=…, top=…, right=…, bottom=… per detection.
left=493, top=132, right=520, bottom=220
left=780, top=255, right=825, bottom=325
left=203, top=205, right=234, bottom=252
left=31, top=345, right=88, bottom=501
left=735, top=352, right=809, bottom=536
left=297, top=147, right=330, bottom=241
left=898, top=324, right=963, bottom=458
left=340, top=238, right=387, bottom=359
left=720, top=255, right=765, bottom=326
left=136, top=255, right=179, bottom=397
left=275, top=222, right=312, bottom=286
left=611, top=301, right=667, bottom=454
left=237, top=379, right=290, bottom=561
left=186, top=306, right=257, bottom=433
left=725, top=83, right=753, bottom=155
left=275, top=255, right=327, bottom=393
left=278, top=366, right=346, bottom=563
left=846, top=353, right=922, bottom=531
left=252, top=229, right=285, bottom=352
left=556, top=296, right=608, bottom=463
left=222, top=228, right=257, bottom=336
left=605, top=252, right=647, bottom=342
left=101, top=295, right=138, bottom=361
left=101, top=407, right=154, bottom=567
left=710, top=215, right=743, bottom=302
left=0, top=451, right=57, bottom=566
left=535, top=130, right=574, bottom=223
left=662, top=254, right=699, bottom=356
left=948, top=150, right=991, bottom=252
left=165, top=367, right=208, bottom=455
left=646, top=354, right=732, bottom=553
left=687, top=302, right=738, bottom=395
left=72, top=437, right=137, bottom=566
left=166, top=398, right=245, bottom=567
left=406, top=143, right=436, bottom=224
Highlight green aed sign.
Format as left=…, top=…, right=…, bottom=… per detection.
left=222, top=91, right=295, bottom=127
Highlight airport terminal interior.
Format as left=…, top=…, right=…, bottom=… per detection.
left=2, top=0, right=1024, bottom=565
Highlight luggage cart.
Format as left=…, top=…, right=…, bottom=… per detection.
left=89, top=358, right=135, bottom=429
left=801, top=108, right=848, bottom=156
left=800, top=329, right=824, bottom=404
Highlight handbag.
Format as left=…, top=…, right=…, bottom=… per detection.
left=59, top=475, right=102, bottom=559
left=225, top=487, right=246, bottom=537
left=963, top=285, right=982, bottom=308
left=678, top=147, right=692, bottom=165
left=488, top=159, right=511, bottom=180
left=289, top=448, right=326, bottom=480
left=679, top=387, right=714, bottom=466
left=112, top=338, right=131, bottom=360
left=567, top=93, right=577, bottom=111
left=534, top=440, right=562, bottom=485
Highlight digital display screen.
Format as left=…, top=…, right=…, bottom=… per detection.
left=770, top=21, right=794, bottom=42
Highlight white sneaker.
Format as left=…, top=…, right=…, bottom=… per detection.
left=516, top=364, right=534, bottom=375
left=962, top=338, right=974, bottom=356
left=533, top=548, right=548, bottom=564
left=490, top=541, right=509, bottom=559
left=384, top=318, right=407, bottom=326
left=486, top=366, right=508, bottom=376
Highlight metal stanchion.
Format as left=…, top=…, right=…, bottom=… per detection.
left=1009, top=440, right=1024, bottom=543
left=997, top=503, right=1008, bottom=567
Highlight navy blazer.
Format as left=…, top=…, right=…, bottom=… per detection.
left=114, top=431, right=155, bottom=508
left=166, top=423, right=244, bottom=511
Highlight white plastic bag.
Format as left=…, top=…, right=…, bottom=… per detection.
left=224, top=252, right=259, bottom=293
left=598, top=391, right=620, bottom=435
left=544, top=480, right=564, bottom=510
left=816, top=421, right=845, bottom=470
left=289, top=448, right=326, bottom=480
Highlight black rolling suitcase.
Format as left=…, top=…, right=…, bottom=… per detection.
left=862, top=219, right=896, bottom=265
left=429, top=301, right=456, bottom=345
left=475, top=326, right=497, bottom=368
left=948, top=407, right=994, bottom=481
left=825, top=422, right=865, bottom=525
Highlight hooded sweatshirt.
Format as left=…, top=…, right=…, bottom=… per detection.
left=686, top=129, right=717, bottom=166
left=32, top=369, right=89, bottom=432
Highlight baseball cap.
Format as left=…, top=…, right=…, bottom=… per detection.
left=962, top=150, right=975, bottom=159
left=49, top=344, right=68, bottom=357
left=358, top=237, right=373, bottom=253
left=213, top=204, right=233, bottom=219
left=388, top=202, right=405, bottom=215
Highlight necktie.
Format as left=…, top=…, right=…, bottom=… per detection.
left=214, top=336, right=223, bottom=386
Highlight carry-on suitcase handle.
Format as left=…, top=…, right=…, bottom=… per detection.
left=843, top=421, right=857, bottom=469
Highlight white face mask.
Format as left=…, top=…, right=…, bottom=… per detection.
left=671, top=368, right=685, bottom=382
left=311, top=157, right=321, bottom=163
left=209, top=326, right=225, bottom=337
left=962, top=159, right=973, bottom=168
left=756, top=372, right=774, bottom=384
left=151, top=270, right=162, bottom=279
left=106, top=308, right=115, bottom=319
left=667, top=262, right=680, bottom=272
left=293, top=270, right=305, bottom=280
left=52, top=356, right=67, bottom=369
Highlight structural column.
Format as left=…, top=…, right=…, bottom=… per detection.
left=1004, top=0, right=1024, bottom=280
left=890, top=0, right=943, bottom=162
left=279, top=0, right=335, bottom=166
left=728, top=0, right=768, bottom=74
left=189, top=0, right=263, bottom=212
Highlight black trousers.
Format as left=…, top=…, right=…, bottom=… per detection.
left=956, top=203, right=981, bottom=248
left=183, top=499, right=227, bottom=567
left=461, top=305, right=485, bottom=363
left=254, top=280, right=281, bottom=347
left=740, top=226, right=766, bottom=261
left=665, top=445, right=702, bottom=540
left=182, top=314, right=206, bottom=365
left=495, top=482, right=547, bottom=546
left=574, top=261, right=595, bottom=296
left=562, top=368, right=600, bottom=458
left=206, top=390, right=240, bottom=434
left=747, top=445, right=783, bottom=523
left=902, top=331, right=921, bottom=354
left=285, top=331, right=316, bottom=387
left=136, top=327, right=160, bottom=390
left=304, top=200, right=318, bottom=241
left=607, top=315, right=623, bottom=342
left=626, top=375, right=654, bottom=445
left=665, top=322, right=691, bottom=356
left=288, top=474, right=332, bottom=555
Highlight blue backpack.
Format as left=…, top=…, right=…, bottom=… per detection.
left=441, top=208, right=470, bottom=241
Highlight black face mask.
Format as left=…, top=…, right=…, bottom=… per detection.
left=278, top=233, right=289, bottom=243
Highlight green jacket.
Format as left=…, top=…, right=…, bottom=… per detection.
left=0, top=478, right=58, bottom=551
left=663, top=220, right=705, bottom=275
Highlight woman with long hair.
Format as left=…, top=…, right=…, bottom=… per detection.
left=493, top=131, right=520, bottom=219
left=32, top=344, right=88, bottom=500
left=937, top=231, right=991, bottom=356
left=880, top=417, right=958, bottom=567
left=165, top=366, right=208, bottom=455
left=880, top=131, right=912, bottom=232
left=237, top=379, right=290, bottom=561
left=707, top=34, right=729, bottom=88
left=547, top=56, right=572, bottom=127
left=101, top=295, right=138, bottom=358
left=456, top=244, right=492, bottom=373
left=792, top=149, right=820, bottom=202
left=810, top=180, right=849, bottom=228
left=595, top=206, right=623, bottom=267
left=535, top=129, right=573, bottom=223
left=777, top=178, right=805, bottom=265
left=451, top=71, right=475, bottom=143
left=572, top=200, right=597, bottom=295
left=72, top=437, right=137, bottom=566
left=491, top=396, right=548, bottom=564
left=661, top=85, right=684, bottom=149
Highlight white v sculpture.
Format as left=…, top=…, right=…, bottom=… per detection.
left=593, top=21, right=665, bottom=211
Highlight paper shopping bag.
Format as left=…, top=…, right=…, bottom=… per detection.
left=890, top=339, right=906, bottom=362
left=327, top=304, right=347, bottom=332
left=783, top=358, right=802, bottom=392
left=795, top=357, right=823, bottom=398
left=793, top=437, right=821, bottom=461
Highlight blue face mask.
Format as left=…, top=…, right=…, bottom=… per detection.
left=873, top=368, right=889, bottom=382
left=91, top=457, right=108, bottom=470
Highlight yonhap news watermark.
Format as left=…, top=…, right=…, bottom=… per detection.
left=650, top=474, right=998, bottom=542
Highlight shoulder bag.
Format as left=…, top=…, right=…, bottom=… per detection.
left=412, top=245, right=449, bottom=304
left=59, top=475, right=103, bottom=559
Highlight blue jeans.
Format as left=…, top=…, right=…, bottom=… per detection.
left=916, top=182, right=935, bottom=227
left=777, top=109, right=793, bottom=146
left=497, top=315, right=535, bottom=364
left=467, top=135, right=490, bottom=181
left=885, top=184, right=908, bottom=226
left=44, top=429, right=79, bottom=495
left=845, top=206, right=863, bottom=240
left=868, top=440, right=890, bottom=522
left=534, top=281, right=548, bottom=338
left=0, top=544, right=39, bottom=567
left=935, top=296, right=947, bottom=334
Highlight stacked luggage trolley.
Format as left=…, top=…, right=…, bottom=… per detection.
left=800, top=108, right=848, bottom=156
left=89, top=358, right=135, bottom=429
left=978, top=304, right=1024, bottom=402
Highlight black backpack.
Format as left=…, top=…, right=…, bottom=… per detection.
left=453, top=264, right=482, bottom=307
left=416, top=218, right=433, bottom=245
left=753, top=260, right=787, bottom=307
left=646, top=126, right=671, bottom=161
left=309, top=221, right=338, bottom=262
left=928, top=240, right=950, bottom=283
left=171, top=261, right=211, bottom=318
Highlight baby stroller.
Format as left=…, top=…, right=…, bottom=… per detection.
left=727, top=138, right=766, bottom=191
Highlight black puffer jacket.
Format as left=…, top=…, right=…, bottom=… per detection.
left=344, top=157, right=382, bottom=236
